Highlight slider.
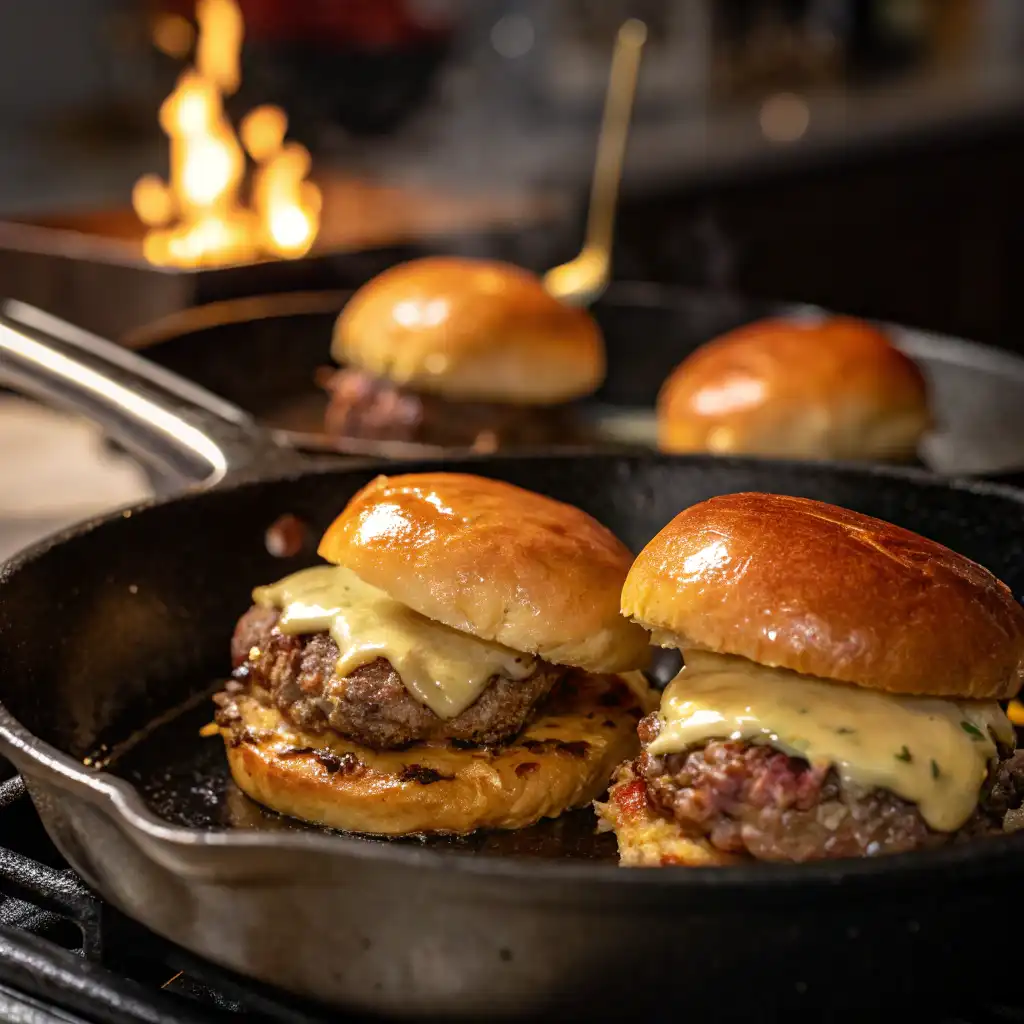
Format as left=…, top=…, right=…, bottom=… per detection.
left=322, top=257, right=606, bottom=450
left=598, top=492, right=1024, bottom=865
left=213, top=472, right=653, bottom=836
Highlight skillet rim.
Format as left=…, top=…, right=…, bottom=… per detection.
left=2, top=450, right=1024, bottom=891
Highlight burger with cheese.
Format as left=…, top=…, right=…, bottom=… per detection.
left=322, top=256, right=605, bottom=451
left=596, top=492, right=1024, bottom=866
left=213, top=472, right=653, bottom=836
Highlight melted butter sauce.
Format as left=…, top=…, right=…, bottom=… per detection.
left=649, top=649, right=1015, bottom=832
left=253, top=565, right=536, bottom=719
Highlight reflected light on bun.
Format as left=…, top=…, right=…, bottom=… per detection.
left=598, top=492, right=1024, bottom=867
left=213, top=472, right=653, bottom=837
left=333, top=256, right=605, bottom=405
left=657, top=316, right=931, bottom=462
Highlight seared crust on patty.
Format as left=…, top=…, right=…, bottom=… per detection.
left=230, top=605, right=563, bottom=750
left=214, top=670, right=646, bottom=835
left=595, top=762, right=736, bottom=867
left=638, top=740, right=940, bottom=861
left=598, top=732, right=1024, bottom=866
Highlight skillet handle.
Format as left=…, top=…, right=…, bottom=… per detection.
left=0, top=300, right=306, bottom=494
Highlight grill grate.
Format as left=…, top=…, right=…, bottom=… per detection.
left=0, top=764, right=1022, bottom=1024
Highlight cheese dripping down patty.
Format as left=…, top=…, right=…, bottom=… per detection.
left=252, top=565, right=536, bottom=719
left=646, top=649, right=1015, bottom=833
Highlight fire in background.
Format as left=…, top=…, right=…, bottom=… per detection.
left=133, top=0, right=322, bottom=267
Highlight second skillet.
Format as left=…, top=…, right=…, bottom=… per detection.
left=0, top=303, right=1024, bottom=1019
left=118, top=283, right=1024, bottom=478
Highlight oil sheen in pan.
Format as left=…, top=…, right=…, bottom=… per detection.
left=106, top=684, right=621, bottom=861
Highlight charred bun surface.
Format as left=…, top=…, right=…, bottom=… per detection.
left=318, top=472, right=652, bottom=674
left=332, top=256, right=605, bottom=404
left=657, top=316, right=931, bottom=461
left=621, top=492, right=1024, bottom=700
left=219, top=672, right=647, bottom=836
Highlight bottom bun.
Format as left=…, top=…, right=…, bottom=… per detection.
left=594, top=762, right=739, bottom=867
left=217, top=671, right=649, bottom=836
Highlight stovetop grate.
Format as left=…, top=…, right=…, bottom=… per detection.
left=1, top=763, right=1023, bottom=1024
left=0, top=771, right=352, bottom=1023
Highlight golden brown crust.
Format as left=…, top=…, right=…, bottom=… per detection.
left=318, top=472, right=652, bottom=674
left=594, top=761, right=737, bottom=867
left=621, top=492, right=1024, bottom=700
left=332, top=256, right=605, bottom=404
left=657, top=316, right=931, bottom=461
left=218, top=673, right=647, bottom=836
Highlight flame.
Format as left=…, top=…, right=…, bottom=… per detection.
left=134, top=0, right=321, bottom=268
left=195, top=0, right=243, bottom=95
left=151, top=13, right=194, bottom=59
left=239, top=105, right=287, bottom=162
left=253, top=135, right=323, bottom=258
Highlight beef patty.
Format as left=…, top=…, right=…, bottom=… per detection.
left=218, top=605, right=563, bottom=750
left=634, top=713, right=1024, bottom=862
left=321, top=366, right=584, bottom=450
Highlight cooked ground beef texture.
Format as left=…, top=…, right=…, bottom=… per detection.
left=322, top=366, right=583, bottom=449
left=218, top=605, right=563, bottom=750
left=633, top=713, right=1024, bottom=862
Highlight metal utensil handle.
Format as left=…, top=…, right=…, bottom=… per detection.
left=584, top=18, right=647, bottom=257
left=0, top=300, right=297, bottom=493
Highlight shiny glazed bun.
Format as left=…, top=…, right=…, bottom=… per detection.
left=332, top=256, right=605, bottom=404
left=222, top=673, right=646, bottom=836
left=319, top=472, right=652, bottom=673
left=621, top=492, right=1024, bottom=700
left=657, top=316, right=931, bottom=461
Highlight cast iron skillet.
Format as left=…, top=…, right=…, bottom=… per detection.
left=119, top=284, right=1024, bottom=477
left=1, top=302, right=1024, bottom=1020
left=118, top=283, right=769, bottom=460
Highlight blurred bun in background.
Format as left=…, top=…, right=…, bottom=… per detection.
left=657, top=315, right=931, bottom=462
left=323, top=256, right=605, bottom=450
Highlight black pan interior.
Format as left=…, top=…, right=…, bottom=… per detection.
left=2, top=453, right=1023, bottom=861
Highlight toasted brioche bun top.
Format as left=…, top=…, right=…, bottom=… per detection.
left=657, top=316, right=931, bottom=461
left=621, top=492, right=1024, bottom=700
left=318, top=472, right=651, bottom=673
left=331, top=256, right=605, bottom=404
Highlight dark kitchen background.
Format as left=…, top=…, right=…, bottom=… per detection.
left=0, top=0, right=1021, bottom=347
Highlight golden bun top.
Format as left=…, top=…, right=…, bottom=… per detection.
left=657, top=316, right=931, bottom=461
left=331, top=257, right=605, bottom=404
left=318, top=472, right=651, bottom=673
left=621, top=492, right=1024, bottom=700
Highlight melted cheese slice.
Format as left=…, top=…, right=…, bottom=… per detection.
left=648, top=649, right=1015, bottom=833
left=252, top=565, right=536, bottom=719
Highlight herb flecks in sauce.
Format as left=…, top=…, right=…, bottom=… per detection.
left=649, top=650, right=1014, bottom=833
